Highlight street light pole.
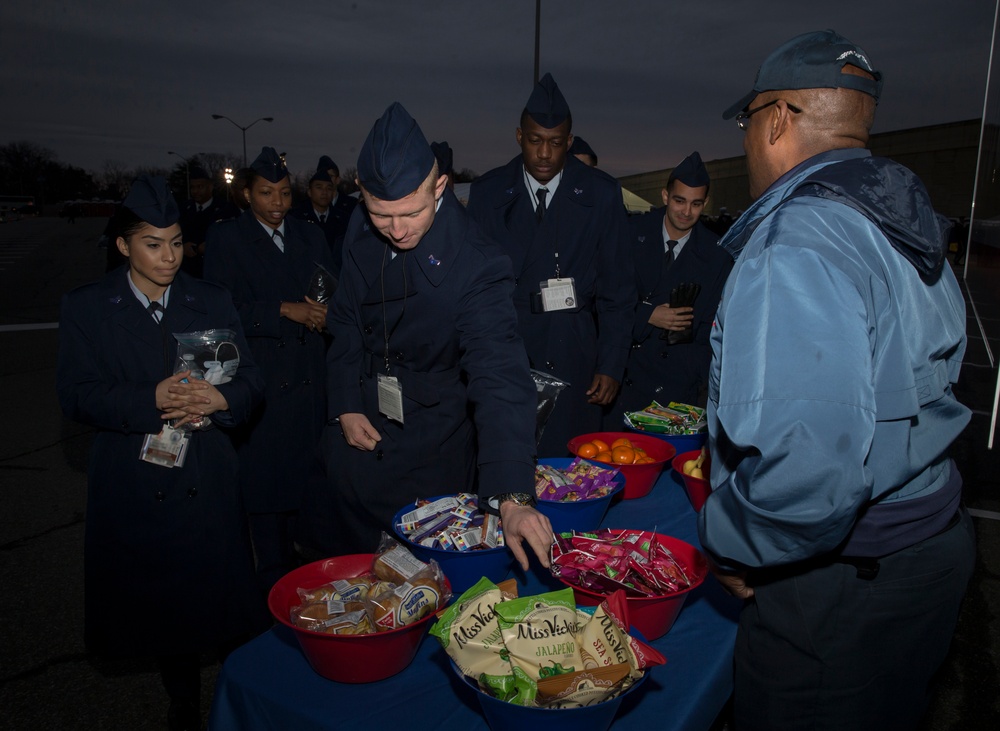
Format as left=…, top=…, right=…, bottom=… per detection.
left=167, top=150, right=192, bottom=194
left=211, top=115, right=274, bottom=167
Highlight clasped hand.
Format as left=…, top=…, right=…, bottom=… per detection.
left=649, top=304, right=694, bottom=331
left=281, top=297, right=328, bottom=333
left=156, top=371, right=229, bottom=427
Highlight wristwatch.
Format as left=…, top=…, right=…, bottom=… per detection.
left=487, top=492, right=537, bottom=512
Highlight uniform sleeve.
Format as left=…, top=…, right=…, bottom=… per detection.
left=594, top=185, right=637, bottom=380
left=457, top=253, right=537, bottom=499
left=56, top=293, right=164, bottom=435
left=204, top=224, right=283, bottom=339
left=698, top=238, right=877, bottom=569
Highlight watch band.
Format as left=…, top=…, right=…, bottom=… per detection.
left=488, top=492, right=536, bottom=510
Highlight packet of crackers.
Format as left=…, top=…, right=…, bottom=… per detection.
left=395, top=494, right=505, bottom=551
left=367, top=533, right=451, bottom=631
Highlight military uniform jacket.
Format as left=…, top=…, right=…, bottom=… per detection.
left=323, top=189, right=536, bottom=553
left=608, top=214, right=732, bottom=423
left=467, top=154, right=635, bottom=456
left=179, top=196, right=238, bottom=277
left=204, top=210, right=336, bottom=512
left=289, top=193, right=358, bottom=279
left=56, top=268, right=265, bottom=656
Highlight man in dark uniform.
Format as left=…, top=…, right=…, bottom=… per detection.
left=568, top=136, right=598, bottom=167
left=605, top=151, right=733, bottom=427
left=290, top=155, right=357, bottom=277
left=467, top=73, right=635, bottom=457
left=178, top=165, right=236, bottom=278
left=323, top=102, right=552, bottom=570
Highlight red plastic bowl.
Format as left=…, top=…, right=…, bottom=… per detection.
left=557, top=530, right=708, bottom=640
left=567, top=432, right=675, bottom=499
left=671, top=449, right=712, bottom=511
left=268, top=554, right=449, bottom=683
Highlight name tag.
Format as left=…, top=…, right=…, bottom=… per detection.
left=377, top=374, right=405, bottom=424
left=139, top=425, right=190, bottom=468
left=540, top=277, right=577, bottom=312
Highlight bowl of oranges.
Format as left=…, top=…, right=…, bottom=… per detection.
left=566, top=432, right=676, bottom=500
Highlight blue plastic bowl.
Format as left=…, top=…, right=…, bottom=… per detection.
left=626, top=426, right=707, bottom=455
left=535, top=458, right=625, bottom=535
left=451, top=657, right=649, bottom=731
left=392, top=496, right=514, bottom=596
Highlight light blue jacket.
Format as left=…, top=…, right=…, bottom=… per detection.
left=698, top=149, right=969, bottom=569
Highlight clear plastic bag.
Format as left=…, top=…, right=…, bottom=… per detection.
left=172, top=329, right=240, bottom=430
left=531, top=369, right=570, bottom=448
left=306, top=262, right=337, bottom=304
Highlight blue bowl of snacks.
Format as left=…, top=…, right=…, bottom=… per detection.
left=535, top=458, right=625, bottom=535
left=393, top=494, right=514, bottom=595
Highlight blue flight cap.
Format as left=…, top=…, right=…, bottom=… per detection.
left=668, top=151, right=710, bottom=189
left=723, top=29, right=883, bottom=120
left=430, top=141, right=453, bottom=176
left=188, top=165, right=211, bottom=181
left=123, top=174, right=180, bottom=228
left=310, top=155, right=339, bottom=184
left=523, top=72, right=571, bottom=129
left=569, top=136, right=597, bottom=164
left=357, top=102, right=435, bottom=201
left=250, top=146, right=288, bottom=183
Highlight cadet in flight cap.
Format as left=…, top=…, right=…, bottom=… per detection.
left=568, top=136, right=597, bottom=165
left=523, top=72, right=571, bottom=128
left=310, top=155, right=339, bottom=184
left=357, top=102, right=435, bottom=201
left=249, top=146, right=289, bottom=183
left=668, top=151, right=710, bottom=189
left=430, top=141, right=453, bottom=177
left=722, top=29, right=883, bottom=120
left=188, top=165, right=211, bottom=181
left=123, top=174, right=180, bottom=228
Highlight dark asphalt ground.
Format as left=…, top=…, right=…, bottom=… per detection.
left=0, top=217, right=997, bottom=730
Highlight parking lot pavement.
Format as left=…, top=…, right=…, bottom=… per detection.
left=0, top=217, right=997, bottom=729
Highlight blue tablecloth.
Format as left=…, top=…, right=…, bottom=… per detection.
left=209, top=467, right=741, bottom=731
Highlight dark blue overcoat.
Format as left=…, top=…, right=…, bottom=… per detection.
left=56, top=268, right=266, bottom=656
left=605, top=213, right=732, bottom=426
left=289, top=193, right=357, bottom=279
left=320, top=189, right=536, bottom=555
left=203, top=210, right=335, bottom=513
left=467, top=155, right=636, bottom=456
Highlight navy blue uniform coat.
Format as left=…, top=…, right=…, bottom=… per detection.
left=290, top=193, right=357, bottom=279
left=467, top=155, right=636, bottom=456
left=321, top=189, right=537, bottom=555
left=178, top=196, right=238, bottom=278
left=204, top=210, right=335, bottom=513
left=606, top=214, right=732, bottom=425
left=56, top=268, right=265, bottom=657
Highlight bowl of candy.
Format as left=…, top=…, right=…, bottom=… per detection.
left=624, top=401, right=708, bottom=454
left=566, top=432, right=675, bottom=499
left=393, top=494, right=514, bottom=595
left=268, top=540, right=451, bottom=683
left=672, top=449, right=712, bottom=511
left=534, top=458, right=625, bottom=534
left=432, top=579, right=661, bottom=731
left=551, top=528, right=708, bottom=640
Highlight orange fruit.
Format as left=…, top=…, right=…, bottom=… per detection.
left=577, top=442, right=598, bottom=458
left=594, top=450, right=614, bottom=463
left=612, top=446, right=636, bottom=464
left=611, top=437, right=633, bottom=450
left=591, top=439, right=610, bottom=453
left=637, top=456, right=655, bottom=464
left=633, top=446, right=647, bottom=456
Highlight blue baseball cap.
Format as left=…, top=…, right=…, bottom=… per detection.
left=123, top=174, right=180, bottom=228
left=357, top=102, right=436, bottom=201
left=722, top=30, right=883, bottom=120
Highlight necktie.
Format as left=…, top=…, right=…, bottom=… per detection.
left=319, top=213, right=327, bottom=223
left=664, top=239, right=678, bottom=268
left=148, top=301, right=172, bottom=374
left=536, top=188, right=548, bottom=223
left=272, top=229, right=285, bottom=252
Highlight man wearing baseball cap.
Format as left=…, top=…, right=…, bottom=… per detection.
left=699, top=30, right=974, bottom=729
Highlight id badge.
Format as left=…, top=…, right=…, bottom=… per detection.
left=140, top=425, right=190, bottom=468
left=377, top=374, right=405, bottom=424
left=540, top=277, right=577, bottom=312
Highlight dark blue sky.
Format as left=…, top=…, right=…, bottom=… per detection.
left=1, top=0, right=995, bottom=181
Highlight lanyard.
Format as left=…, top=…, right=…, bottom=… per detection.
left=379, top=245, right=408, bottom=374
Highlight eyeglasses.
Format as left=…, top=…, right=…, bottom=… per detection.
left=735, top=99, right=803, bottom=130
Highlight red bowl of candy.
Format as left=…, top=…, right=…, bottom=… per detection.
left=268, top=554, right=450, bottom=683
left=553, top=529, right=707, bottom=640
left=672, top=449, right=712, bottom=511
left=567, top=432, right=675, bottom=499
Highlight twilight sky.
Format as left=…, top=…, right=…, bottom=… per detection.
left=0, top=0, right=995, bottom=181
